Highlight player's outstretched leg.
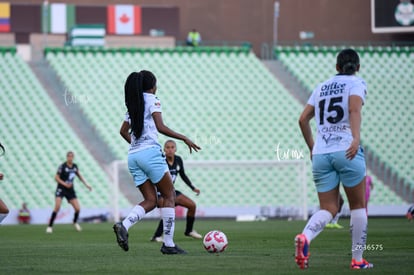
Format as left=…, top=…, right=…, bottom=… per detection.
left=176, top=194, right=202, bottom=239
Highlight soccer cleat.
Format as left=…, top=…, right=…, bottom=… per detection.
left=351, top=258, right=373, bottom=269
left=74, top=223, right=82, bottom=232
left=185, top=230, right=203, bottom=239
left=326, top=222, right=343, bottom=229
left=113, top=222, right=129, bottom=252
left=295, top=233, right=309, bottom=269
left=160, top=243, right=187, bottom=254
left=331, top=223, right=343, bottom=229
left=150, top=236, right=164, bottom=243
left=46, top=226, right=53, bottom=234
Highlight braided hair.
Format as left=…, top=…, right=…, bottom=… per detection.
left=124, top=70, right=157, bottom=139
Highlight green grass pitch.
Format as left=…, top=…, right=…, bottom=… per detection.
left=0, top=218, right=413, bottom=274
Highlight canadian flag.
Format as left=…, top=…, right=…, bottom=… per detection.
left=107, top=5, right=141, bottom=35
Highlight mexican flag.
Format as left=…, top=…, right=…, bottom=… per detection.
left=107, top=5, right=141, bottom=35
left=43, top=3, right=75, bottom=34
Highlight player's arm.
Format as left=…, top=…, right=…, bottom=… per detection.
left=76, top=170, right=92, bottom=191
left=0, top=172, right=3, bottom=180
left=177, top=157, right=200, bottom=195
left=120, top=121, right=131, bottom=144
left=55, top=174, right=71, bottom=188
left=152, top=112, right=201, bottom=153
left=298, top=104, right=315, bottom=157
left=346, top=95, right=363, bottom=160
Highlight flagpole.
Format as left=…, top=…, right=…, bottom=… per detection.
left=273, top=1, right=280, bottom=47
left=43, top=0, right=49, bottom=50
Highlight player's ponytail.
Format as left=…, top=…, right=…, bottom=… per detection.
left=125, top=72, right=145, bottom=139
left=124, top=70, right=157, bottom=139
left=337, top=48, right=360, bottom=75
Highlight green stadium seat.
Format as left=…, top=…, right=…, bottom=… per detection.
left=275, top=45, right=413, bottom=203
left=42, top=47, right=409, bottom=207
left=0, top=52, right=130, bottom=209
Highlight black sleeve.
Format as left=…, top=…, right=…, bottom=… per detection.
left=177, top=156, right=195, bottom=190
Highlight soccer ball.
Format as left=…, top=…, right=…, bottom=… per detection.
left=203, top=230, right=228, bottom=253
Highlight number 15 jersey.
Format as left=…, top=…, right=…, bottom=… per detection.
left=307, top=74, right=367, bottom=155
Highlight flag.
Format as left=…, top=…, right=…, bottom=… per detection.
left=43, top=3, right=75, bottom=34
left=0, top=2, right=10, bottom=32
left=107, top=5, right=141, bottom=35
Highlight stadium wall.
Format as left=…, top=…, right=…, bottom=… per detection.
left=6, top=0, right=414, bottom=54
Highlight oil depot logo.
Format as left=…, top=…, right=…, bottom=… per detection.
left=395, top=0, right=414, bottom=26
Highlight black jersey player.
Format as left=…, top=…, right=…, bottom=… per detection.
left=151, top=140, right=202, bottom=241
left=46, top=151, right=92, bottom=233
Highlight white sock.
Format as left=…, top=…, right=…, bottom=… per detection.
left=0, top=213, right=8, bottom=224
left=350, top=208, right=367, bottom=262
left=302, top=209, right=332, bottom=242
left=122, top=205, right=145, bottom=231
left=161, top=207, right=176, bottom=247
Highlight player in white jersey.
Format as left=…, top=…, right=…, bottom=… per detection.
left=113, top=70, right=200, bottom=255
left=295, top=49, right=373, bottom=269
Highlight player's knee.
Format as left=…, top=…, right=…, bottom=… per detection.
left=188, top=201, right=196, bottom=211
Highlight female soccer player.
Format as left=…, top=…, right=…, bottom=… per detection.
left=46, top=151, right=92, bottom=233
left=295, top=49, right=373, bottom=269
left=0, top=142, right=10, bottom=224
left=151, top=140, right=202, bottom=242
left=114, top=70, right=200, bottom=254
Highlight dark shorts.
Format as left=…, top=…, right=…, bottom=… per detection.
left=55, top=185, right=77, bottom=201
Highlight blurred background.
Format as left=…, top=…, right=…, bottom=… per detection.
left=0, top=0, right=413, bottom=224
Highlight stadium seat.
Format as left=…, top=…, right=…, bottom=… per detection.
left=274, top=46, right=413, bottom=203
left=0, top=52, right=130, bottom=209
left=44, top=46, right=407, bottom=207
